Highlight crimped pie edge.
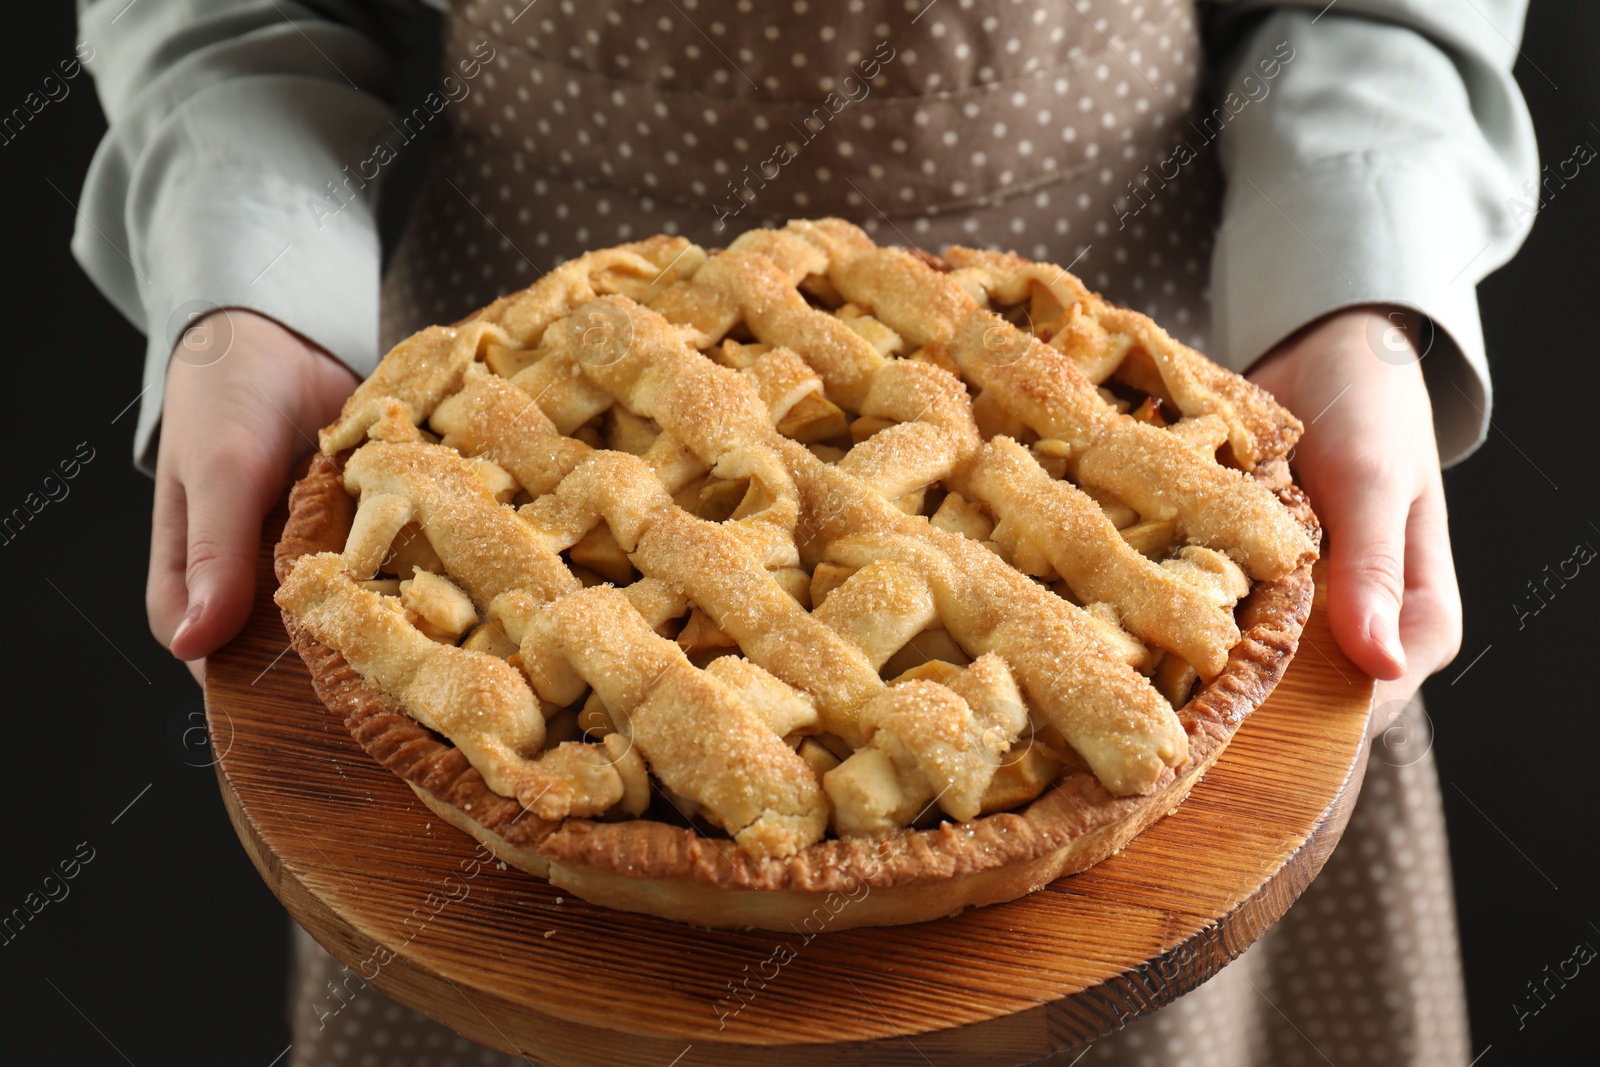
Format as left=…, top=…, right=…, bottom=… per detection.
left=272, top=446, right=1318, bottom=930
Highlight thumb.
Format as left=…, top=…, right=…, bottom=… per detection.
left=167, top=442, right=291, bottom=662
left=1319, top=465, right=1410, bottom=682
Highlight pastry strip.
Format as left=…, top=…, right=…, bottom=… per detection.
left=964, top=436, right=1242, bottom=680
left=274, top=552, right=622, bottom=820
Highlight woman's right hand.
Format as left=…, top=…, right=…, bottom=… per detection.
left=148, top=309, right=359, bottom=685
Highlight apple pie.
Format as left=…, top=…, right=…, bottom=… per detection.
left=272, top=218, right=1319, bottom=930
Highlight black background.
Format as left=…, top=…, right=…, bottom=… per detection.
left=1, top=3, right=1595, bottom=1064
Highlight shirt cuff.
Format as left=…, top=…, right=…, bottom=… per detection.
left=76, top=81, right=390, bottom=478
left=1208, top=152, right=1495, bottom=468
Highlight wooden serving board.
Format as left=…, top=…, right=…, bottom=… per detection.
left=207, top=489, right=1372, bottom=1067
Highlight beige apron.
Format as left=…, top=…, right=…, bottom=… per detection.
left=292, top=2, right=1471, bottom=1063
left=376, top=0, right=1223, bottom=355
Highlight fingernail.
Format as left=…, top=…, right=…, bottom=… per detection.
left=1372, top=609, right=1407, bottom=672
left=172, top=599, right=204, bottom=649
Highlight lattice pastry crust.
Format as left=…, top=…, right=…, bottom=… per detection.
left=273, top=218, right=1320, bottom=930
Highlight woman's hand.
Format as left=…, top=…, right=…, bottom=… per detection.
left=1248, top=307, right=1463, bottom=723
left=148, top=309, right=359, bottom=685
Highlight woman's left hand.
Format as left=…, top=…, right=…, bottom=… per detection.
left=1247, top=307, right=1463, bottom=729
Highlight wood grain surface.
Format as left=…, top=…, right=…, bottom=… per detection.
left=205, top=486, right=1373, bottom=1067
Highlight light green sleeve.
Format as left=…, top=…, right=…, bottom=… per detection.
left=73, top=0, right=404, bottom=476
left=1203, top=0, right=1538, bottom=465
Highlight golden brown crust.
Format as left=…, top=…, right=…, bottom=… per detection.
left=277, top=455, right=562, bottom=851
left=276, top=447, right=1317, bottom=926
left=272, top=219, right=1323, bottom=929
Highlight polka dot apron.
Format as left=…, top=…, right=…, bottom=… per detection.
left=378, top=0, right=1224, bottom=354
left=297, top=3, right=1473, bottom=1064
